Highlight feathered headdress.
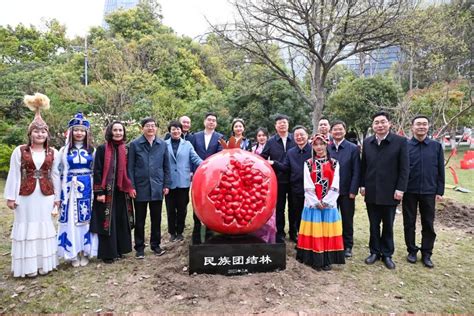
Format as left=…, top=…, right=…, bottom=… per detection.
left=24, top=93, right=50, bottom=134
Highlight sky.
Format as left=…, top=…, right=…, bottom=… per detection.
left=0, top=0, right=234, bottom=39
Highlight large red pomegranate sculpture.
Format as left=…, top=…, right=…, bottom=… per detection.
left=192, top=137, right=277, bottom=235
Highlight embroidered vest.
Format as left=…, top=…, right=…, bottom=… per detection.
left=19, top=145, right=55, bottom=196
left=306, top=157, right=337, bottom=200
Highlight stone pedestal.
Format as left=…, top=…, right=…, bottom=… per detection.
left=189, top=234, right=286, bottom=275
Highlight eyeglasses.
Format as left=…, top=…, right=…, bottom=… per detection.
left=144, top=124, right=156, bottom=128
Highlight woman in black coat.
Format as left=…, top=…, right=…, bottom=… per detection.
left=90, top=121, right=136, bottom=263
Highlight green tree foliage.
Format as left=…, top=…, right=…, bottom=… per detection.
left=403, top=80, right=472, bottom=137
left=0, top=143, right=15, bottom=177
left=397, top=1, right=472, bottom=90
left=213, top=0, right=417, bottom=131
left=0, top=0, right=312, bottom=159
left=326, top=75, right=402, bottom=137
left=0, top=19, right=67, bottom=65
left=13, top=0, right=472, bottom=173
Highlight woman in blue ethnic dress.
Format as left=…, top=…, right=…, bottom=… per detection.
left=296, top=134, right=345, bottom=271
left=57, top=113, right=97, bottom=267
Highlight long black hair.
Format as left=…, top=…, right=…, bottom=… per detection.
left=67, top=126, right=94, bottom=153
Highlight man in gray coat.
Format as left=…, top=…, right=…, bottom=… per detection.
left=128, top=118, right=171, bottom=258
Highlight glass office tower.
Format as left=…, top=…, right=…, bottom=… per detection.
left=103, top=0, right=140, bottom=27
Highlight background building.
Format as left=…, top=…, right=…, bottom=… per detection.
left=103, top=0, right=140, bottom=27
left=340, top=46, right=401, bottom=77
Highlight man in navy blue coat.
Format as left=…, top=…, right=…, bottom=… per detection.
left=271, top=125, right=311, bottom=242
left=328, top=120, right=360, bottom=258
left=403, top=115, right=444, bottom=268
left=360, top=111, right=409, bottom=270
left=128, top=118, right=171, bottom=258
left=261, top=114, right=296, bottom=243
left=190, top=112, right=223, bottom=244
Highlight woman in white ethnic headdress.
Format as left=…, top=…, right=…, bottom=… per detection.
left=57, top=112, right=98, bottom=267
left=4, top=93, right=60, bottom=277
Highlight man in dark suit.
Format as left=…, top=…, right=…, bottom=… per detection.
left=190, top=112, right=223, bottom=244
left=260, top=114, right=295, bottom=243
left=403, top=115, right=444, bottom=268
left=328, top=120, right=360, bottom=258
left=317, top=118, right=331, bottom=141
left=271, top=125, right=311, bottom=242
left=360, top=111, right=409, bottom=269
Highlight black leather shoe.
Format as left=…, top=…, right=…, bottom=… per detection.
left=383, top=257, right=396, bottom=269
left=407, top=252, right=417, bottom=264
left=322, top=264, right=332, bottom=271
left=276, top=236, right=286, bottom=244
left=151, top=247, right=166, bottom=256
left=422, top=255, right=434, bottom=268
left=365, top=254, right=379, bottom=265
left=344, top=248, right=352, bottom=258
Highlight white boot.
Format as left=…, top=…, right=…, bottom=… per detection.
left=71, top=257, right=80, bottom=267
left=26, top=271, right=38, bottom=278
left=79, top=252, right=89, bottom=266
left=38, top=268, right=48, bottom=276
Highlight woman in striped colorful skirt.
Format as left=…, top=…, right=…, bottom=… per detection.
left=296, top=134, right=345, bottom=271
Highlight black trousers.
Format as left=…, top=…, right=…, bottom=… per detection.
left=366, top=203, right=396, bottom=258
left=338, top=195, right=356, bottom=250
left=275, top=182, right=294, bottom=240
left=192, top=212, right=214, bottom=244
left=290, top=192, right=304, bottom=237
left=165, top=187, right=189, bottom=236
left=133, top=200, right=163, bottom=252
left=402, top=193, right=436, bottom=256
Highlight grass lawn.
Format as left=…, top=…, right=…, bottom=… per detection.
left=0, top=150, right=472, bottom=313
left=443, top=148, right=474, bottom=205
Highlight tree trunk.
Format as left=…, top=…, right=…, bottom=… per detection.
left=409, top=47, right=414, bottom=91
left=310, top=59, right=325, bottom=134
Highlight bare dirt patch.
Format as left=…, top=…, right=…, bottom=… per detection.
left=113, top=239, right=358, bottom=314
left=437, top=199, right=474, bottom=233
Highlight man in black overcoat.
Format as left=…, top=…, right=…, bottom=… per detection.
left=360, top=111, right=409, bottom=269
